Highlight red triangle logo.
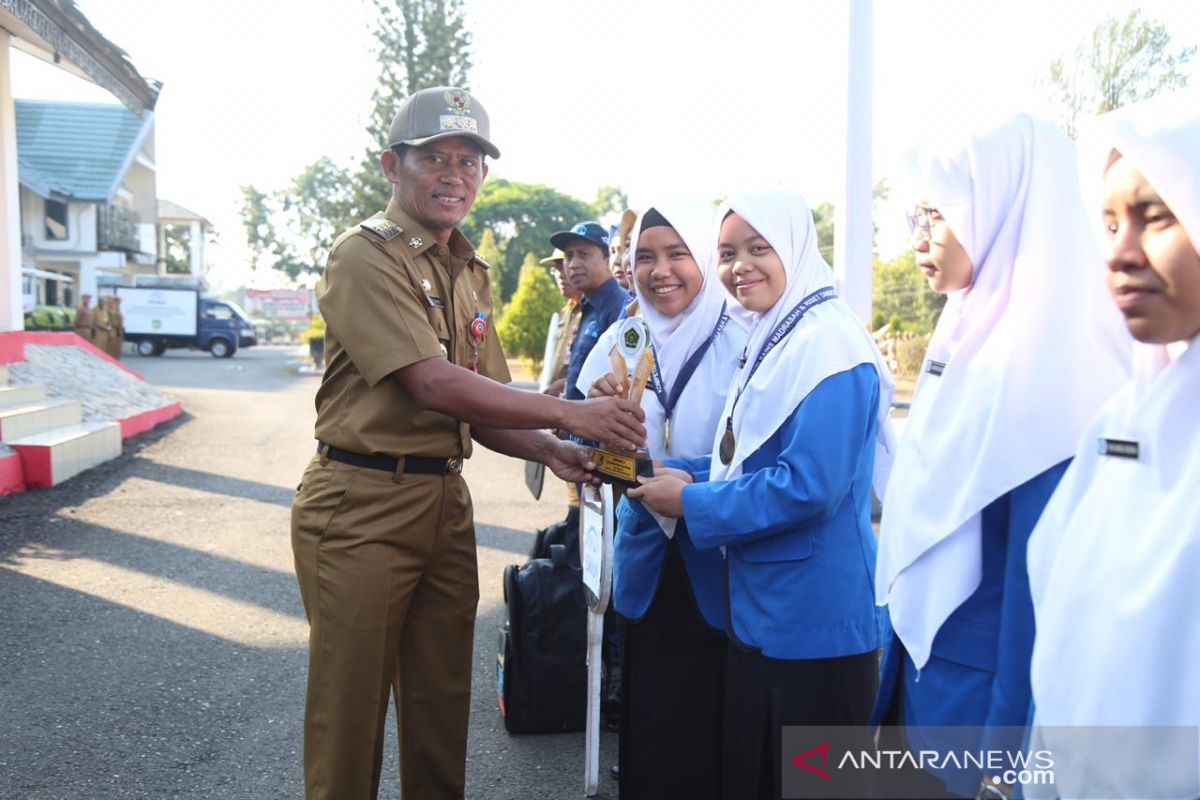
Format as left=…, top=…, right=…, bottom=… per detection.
left=791, top=741, right=833, bottom=781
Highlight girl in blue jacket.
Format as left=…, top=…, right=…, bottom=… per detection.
left=577, top=199, right=747, bottom=798
left=630, top=187, right=895, bottom=800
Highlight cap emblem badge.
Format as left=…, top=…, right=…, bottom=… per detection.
left=444, top=89, right=471, bottom=113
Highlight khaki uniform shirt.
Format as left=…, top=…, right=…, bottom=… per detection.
left=314, top=200, right=510, bottom=460
left=550, top=299, right=582, bottom=384
left=74, top=306, right=93, bottom=335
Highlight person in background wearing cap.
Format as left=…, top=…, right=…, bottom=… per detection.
left=290, top=86, right=646, bottom=800
left=540, top=249, right=586, bottom=534
left=555, top=221, right=629, bottom=404
left=541, top=249, right=580, bottom=399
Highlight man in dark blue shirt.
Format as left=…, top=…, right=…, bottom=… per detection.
left=552, top=221, right=628, bottom=402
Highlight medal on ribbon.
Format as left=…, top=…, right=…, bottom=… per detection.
left=468, top=312, right=487, bottom=372
left=719, top=287, right=837, bottom=466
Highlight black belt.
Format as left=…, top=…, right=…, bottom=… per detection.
left=318, top=443, right=462, bottom=475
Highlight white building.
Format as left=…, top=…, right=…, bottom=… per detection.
left=16, top=99, right=158, bottom=307
left=1, top=0, right=158, bottom=331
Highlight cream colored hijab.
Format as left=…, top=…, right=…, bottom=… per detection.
left=1026, top=95, right=1200, bottom=799
left=875, top=114, right=1132, bottom=670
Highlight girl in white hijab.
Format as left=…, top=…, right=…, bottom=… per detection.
left=577, top=199, right=747, bottom=800
left=630, top=187, right=894, bottom=799
left=1025, top=94, right=1200, bottom=800
left=871, top=114, right=1131, bottom=798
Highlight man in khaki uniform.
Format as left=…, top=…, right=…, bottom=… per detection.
left=107, top=296, right=125, bottom=358
left=290, top=87, right=645, bottom=800
left=73, top=294, right=94, bottom=342
left=91, top=296, right=111, bottom=354
left=540, top=250, right=580, bottom=397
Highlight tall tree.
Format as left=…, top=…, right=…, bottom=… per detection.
left=241, top=0, right=473, bottom=280
left=1045, top=9, right=1196, bottom=138
left=355, top=0, right=474, bottom=214
left=496, top=253, right=563, bottom=373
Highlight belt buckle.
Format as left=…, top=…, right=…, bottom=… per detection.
left=447, top=458, right=463, bottom=474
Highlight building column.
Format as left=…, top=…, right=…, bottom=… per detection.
left=189, top=220, right=202, bottom=275
left=0, top=33, right=26, bottom=332
left=833, top=0, right=874, bottom=326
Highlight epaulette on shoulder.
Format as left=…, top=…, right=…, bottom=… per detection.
left=473, top=253, right=492, bottom=270
left=360, top=217, right=403, bottom=241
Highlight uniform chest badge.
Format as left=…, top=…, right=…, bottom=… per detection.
left=421, top=279, right=432, bottom=293
left=409, top=237, right=423, bottom=249
left=468, top=312, right=488, bottom=373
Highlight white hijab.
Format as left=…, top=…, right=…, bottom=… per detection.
left=707, top=188, right=895, bottom=487
left=1027, top=96, right=1200, bottom=797
left=875, top=114, right=1132, bottom=670
left=575, top=200, right=747, bottom=533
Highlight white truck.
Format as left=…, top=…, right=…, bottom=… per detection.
left=115, top=286, right=257, bottom=358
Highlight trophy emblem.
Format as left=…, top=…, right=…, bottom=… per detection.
left=589, top=317, right=655, bottom=486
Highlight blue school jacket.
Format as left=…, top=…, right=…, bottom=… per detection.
left=613, top=498, right=726, bottom=629
left=871, top=460, right=1070, bottom=797
left=671, top=364, right=886, bottom=660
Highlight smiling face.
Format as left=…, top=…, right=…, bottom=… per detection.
left=909, top=204, right=974, bottom=293
left=717, top=213, right=786, bottom=312
left=382, top=137, right=487, bottom=240
left=634, top=225, right=704, bottom=317
left=1101, top=153, right=1200, bottom=344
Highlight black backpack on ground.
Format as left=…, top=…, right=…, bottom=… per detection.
left=497, top=543, right=588, bottom=734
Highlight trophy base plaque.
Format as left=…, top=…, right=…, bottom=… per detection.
left=589, top=447, right=653, bottom=487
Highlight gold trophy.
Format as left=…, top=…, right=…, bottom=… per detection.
left=589, top=317, right=655, bottom=486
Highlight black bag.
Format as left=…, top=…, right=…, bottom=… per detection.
left=497, top=543, right=588, bottom=734
left=529, top=506, right=580, bottom=565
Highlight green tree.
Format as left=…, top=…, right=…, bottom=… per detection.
left=241, top=0, right=473, bottom=279
left=497, top=254, right=562, bottom=373
left=1046, top=9, right=1196, bottom=138
left=871, top=251, right=946, bottom=334
left=810, top=180, right=890, bottom=267
left=592, top=185, right=630, bottom=219
left=355, top=0, right=474, bottom=215
left=161, top=224, right=192, bottom=274
left=460, top=178, right=594, bottom=303
left=241, top=157, right=360, bottom=280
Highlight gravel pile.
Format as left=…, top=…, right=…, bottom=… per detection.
left=8, top=345, right=176, bottom=424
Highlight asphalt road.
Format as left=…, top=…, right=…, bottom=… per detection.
left=0, top=345, right=618, bottom=800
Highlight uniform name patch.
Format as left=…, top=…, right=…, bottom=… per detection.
left=926, top=359, right=946, bottom=376
left=1098, top=438, right=1139, bottom=459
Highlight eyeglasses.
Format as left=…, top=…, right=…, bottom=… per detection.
left=905, top=206, right=939, bottom=238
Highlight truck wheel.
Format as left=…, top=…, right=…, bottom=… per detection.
left=210, top=338, right=233, bottom=358
left=137, top=340, right=159, bottom=357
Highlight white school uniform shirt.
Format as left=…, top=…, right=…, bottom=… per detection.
left=874, top=114, right=1132, bottom=670
left=1026, top=93, right=1200, bottom=799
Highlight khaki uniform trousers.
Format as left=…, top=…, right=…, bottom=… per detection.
left=291, top=454, right=479, bottom=800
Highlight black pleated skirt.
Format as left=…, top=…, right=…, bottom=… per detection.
left=721, top=641, right=878, bottom=800
left=618, top=536, right=728, bottom=800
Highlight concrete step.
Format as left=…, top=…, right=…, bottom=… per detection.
left=10, top=421, right=122, bottom=488
left=0, top=398, right=83, bottom=442
left=0, top=383, right=47, bottom=411
left=0, top=364, right=9, bottom=385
